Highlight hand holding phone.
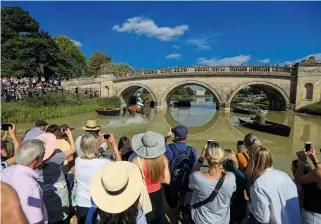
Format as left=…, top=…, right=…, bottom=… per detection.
left=104, top=134, right=111, bottom=140
left=237, top=140, right=244, bottom=145
left=207, top=140, right=213, bottom=144
left=1, top=124, right=13, bottom=131
left=305, top=142, right=311, bottom=152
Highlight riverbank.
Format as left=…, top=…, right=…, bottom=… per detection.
left=296, top=101, right=321, bottom=116
left=1, top=96, right=120, bottom=123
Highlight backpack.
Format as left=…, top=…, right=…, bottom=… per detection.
left=168, top=143, right=195, bottom=192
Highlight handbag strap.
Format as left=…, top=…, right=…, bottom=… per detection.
left=137, top=157, right=146, bottom=180
left=191, top=171, right=226, bottom=209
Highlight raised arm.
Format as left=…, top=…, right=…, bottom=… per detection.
left=162, top=156, right=170, bottom=184
left=64, top=129, right=76, bottom=160
left=295, top=148, right=321, bottom=184
left=109, top=134, right=121, bottom=161
left=190, top=145, right=206, bottom=174
left=8, top=124, right=19, bottom=154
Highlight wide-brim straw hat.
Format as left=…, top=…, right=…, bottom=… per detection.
left=36, top=133, right=57, bottom=160
left=132, top=131, right=166, bottom=159
left=90, top=161, right=143, bottom=214
left=82, top=120, right=100, bottom=131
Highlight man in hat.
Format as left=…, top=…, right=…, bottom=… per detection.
left=23, top=120, right=48, bottom=142
left=75, top=120, right=108, bottom=157
left=164, top=125, right=197, bottom=223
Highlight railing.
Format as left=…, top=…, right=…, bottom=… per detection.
left=114, top=65, right=294, bottom=78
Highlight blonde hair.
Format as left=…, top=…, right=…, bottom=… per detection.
left=246, top=146, right=274, bottom=181
left=244, top=133, right=262, bottom=152
left=80, top=133, right=99, bottom=159
left=144, top=155, right=166, bottom=182
left=205, top=142, right=225, bottom=169
left=224, top=149, right=239, bottom=169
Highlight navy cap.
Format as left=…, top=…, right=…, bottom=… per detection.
left=172, top=126, right=188, bottom=138
left=35, top=120, right=48, bottom=127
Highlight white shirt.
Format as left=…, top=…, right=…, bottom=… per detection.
left=249, top=168, right=301, bottom=224
left=75, top=157, right=111, bottom=207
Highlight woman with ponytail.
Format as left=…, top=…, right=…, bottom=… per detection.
left=188, top=142, right=236, bottom=224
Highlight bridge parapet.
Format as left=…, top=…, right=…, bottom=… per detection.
left=113, top=65, right=293, bottom=79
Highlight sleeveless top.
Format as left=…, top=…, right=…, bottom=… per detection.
left=303, top=183, right=321, bottom=214
left=143, top=161, right=161, bottom=193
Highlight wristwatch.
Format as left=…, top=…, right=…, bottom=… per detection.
left=1, top=162, right=8, bottom=169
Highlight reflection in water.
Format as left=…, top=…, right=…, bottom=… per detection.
left=16, top=100, right=321, bottom=175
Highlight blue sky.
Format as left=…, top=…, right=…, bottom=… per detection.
left=2, top=1, right=321, bottom=69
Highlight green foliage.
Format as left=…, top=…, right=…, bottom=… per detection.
left=172, top=86, right=195, bottom=96
left=2, top=95, right=121, bottom=123
left=1, top=6, right=70, bottom=78
left=53, top=35, right=88, bottom=78
left=100, top=62, right=134, bottom=74
left=297, top=101, right=321, bottom=116
left=89, top=52, right=112, bottom=76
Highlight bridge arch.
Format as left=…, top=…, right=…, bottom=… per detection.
left=159, top=80, right=223, bottom=108
left=118, top=83, right=157, bottom=105
left=227, top=81, right=290, bottom=111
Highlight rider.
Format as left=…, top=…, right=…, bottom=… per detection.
left=254, top=108, right=267, bottom=124
left=136, top=92, right=144, bottom=111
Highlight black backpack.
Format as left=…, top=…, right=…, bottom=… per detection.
left=168, top=143, right=195, bottom=192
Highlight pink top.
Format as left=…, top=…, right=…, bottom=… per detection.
left=143, top=162, right=161, bottom=193
left=2, top=165, right=48, bottom=224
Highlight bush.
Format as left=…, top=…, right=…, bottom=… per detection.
left=296, top=101, right=321, bottom=116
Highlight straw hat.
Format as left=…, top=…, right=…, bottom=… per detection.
left=82, top=120, right=100, bottom=131
left=36, top=133, right=57, bottom=160
left=90, top=161, right=143, bottom=214
left=132, top=131, right=166, bottom=159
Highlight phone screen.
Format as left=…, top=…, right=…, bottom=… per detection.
left=104, top=134, right=111, bottom=139
left=63, top=129, right=67, bottom=133
left=1, top=124, right=12, bottom=131
left=305, top=142, right=311, bottom=152
left=237, top=140, right=244, bottom=145
left=207, top=139, right=213, bottom=144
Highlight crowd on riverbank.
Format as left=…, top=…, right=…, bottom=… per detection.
left=1, top=118, right=321, bottom=224
left=1, top=77, right=62, bottom=102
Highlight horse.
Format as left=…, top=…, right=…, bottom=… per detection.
left=123, top=98, right=150, bottom=117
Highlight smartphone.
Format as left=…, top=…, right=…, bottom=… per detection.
left=237, top=140, right=244, bottom=145
left=1, top=123, right=13, bottom=131
left=104, top=134, right=111, bottom=139
left=169, top=128, right=172, bottom=133
left=62, top=128, right=67, bottom=133
left=305, top=142, right=311, bottom=152
left=207, top=139, right=213, bottom=144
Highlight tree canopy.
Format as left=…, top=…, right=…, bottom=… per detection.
left=89, top=52, right=112, bottom=76
left=100, top=62, right=134, bottom=74
left=54, top=35, right=88, bottom=78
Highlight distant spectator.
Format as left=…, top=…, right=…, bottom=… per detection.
left=23, top=120, right=48, bottom=141
left=247, top=146, right=301, bottom=224
left=236, top=133, right=261, bottom=172
left=88, top=161, right=147, bottom=224
left=131, top=131, right=171, bottom=224
left=2, top=139, right=48, bottom=224
left=118, top=136, right=134, bottom=161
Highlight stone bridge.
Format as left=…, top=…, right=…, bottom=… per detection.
left=62, top=63, right=321, bottom=111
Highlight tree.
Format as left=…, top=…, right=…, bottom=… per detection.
left=186, top=87, right=194, bottom=96
left=54, top=35, right=88, bottom=78
left=205, top=89, right=212, bottom=95
left=1, top=6, right=39, bottom=44
left=1, top=7, right=70, bottom=78
left=100, top=62, right=134, bottom=74
left=89, top=52, right=112, bottom=76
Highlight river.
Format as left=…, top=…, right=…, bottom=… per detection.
left=16, top=97, right=321, bottom=175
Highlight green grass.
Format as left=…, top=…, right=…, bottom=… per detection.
left=1, top=91, right=120, bottom=123
left=297, top=101, right=321, bottom=116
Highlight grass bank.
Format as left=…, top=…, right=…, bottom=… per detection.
left=296, top=101, right=321, bottom=116
left=1, top=93, right=120, bottom=123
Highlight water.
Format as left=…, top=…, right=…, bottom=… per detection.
left=16, top=97, right=321, bottom=175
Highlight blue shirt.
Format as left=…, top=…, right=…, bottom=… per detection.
left=165, top=141, right=198, bottom=170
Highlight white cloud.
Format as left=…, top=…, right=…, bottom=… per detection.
left=166, top=53, right=181, bottom=60
left=172, top=45, right=180, bottom=49
left=112, top=17, right=188, bottom=41
left=187, top=37, right=211, bottom=50
left=197, top=54, right=251, bottom=66
left=280, top=53, right=321, bottom=65
left=259, top=58, right=270, bottom=64
left=71, top=39, right=82, bottom=47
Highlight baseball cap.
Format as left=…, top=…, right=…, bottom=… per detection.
left=35, top=120, right=48, bottom=127
left=171, top=126, right=188, bottom=138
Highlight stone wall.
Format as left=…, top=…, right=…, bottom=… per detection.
left=295, top=64, right=321, bottom=110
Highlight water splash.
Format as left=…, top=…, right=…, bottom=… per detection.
left=108, top=115, right=148, bottom=127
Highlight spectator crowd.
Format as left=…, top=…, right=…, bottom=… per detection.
left=1, top=118, right=321, bottom=224
left=1, top=76, right=62, bottom=102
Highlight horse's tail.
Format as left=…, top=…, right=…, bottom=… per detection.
left=122, top=106, right=127, bottom=116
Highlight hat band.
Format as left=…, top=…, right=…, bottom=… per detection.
left=86, top=125, right=98, bottom=129
left=102, top=178, right=129, bottom=196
